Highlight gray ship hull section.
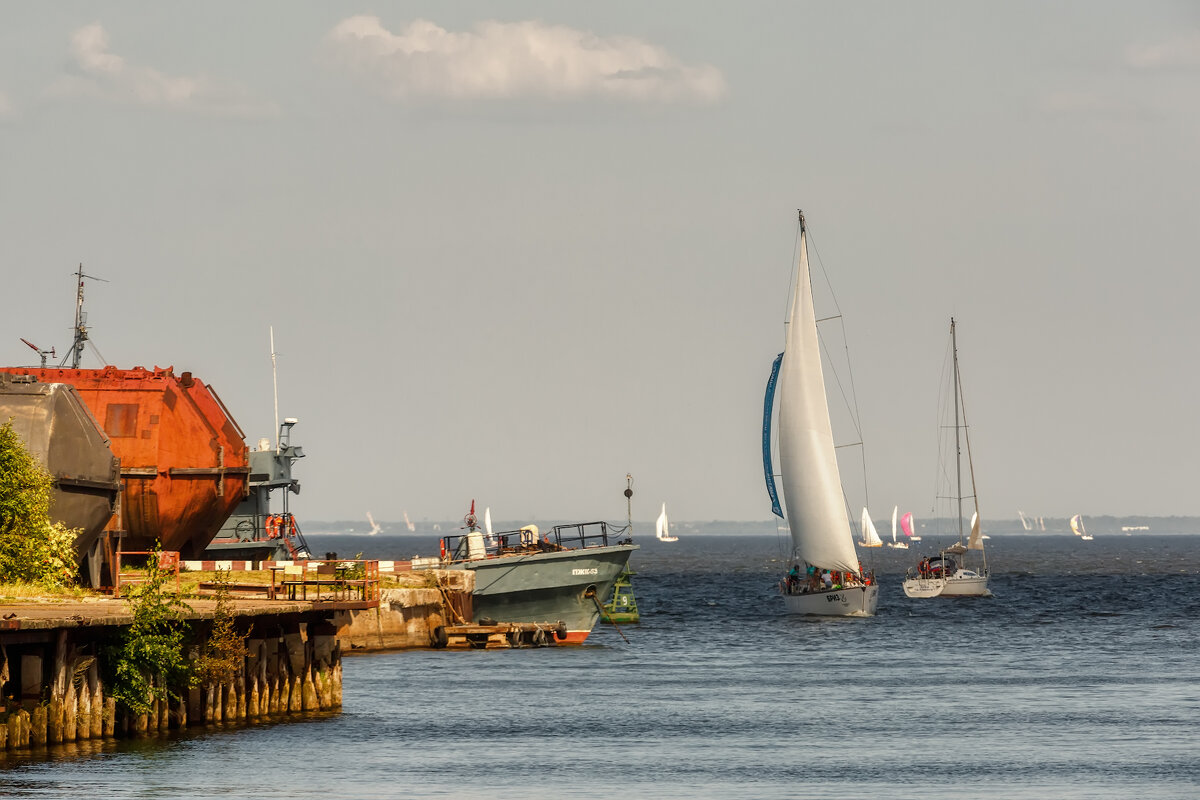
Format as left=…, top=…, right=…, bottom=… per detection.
left=452, top=544, right=636, bottom=638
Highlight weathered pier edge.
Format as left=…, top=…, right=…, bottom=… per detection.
left=0, top=599, right=346, bottom=753
left=0, top=569, right=479, bottom=754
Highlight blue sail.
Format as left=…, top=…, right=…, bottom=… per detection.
left=763, top=352, right=784, bottom=518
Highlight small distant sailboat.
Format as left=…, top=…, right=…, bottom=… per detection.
left=1070, top=514, right=1093, bottom=541
left=366, top=511, right=382, bottom=536
left=1018, top=510, right=1033, bottom=531
left=887, top=505, right=909, bottom=549
left=484, top=506, right=495, bottom=546
left=901, top=511, right=921, bottom=542
left=859, top=508, right=884, bottom=547
left=655, top=503, right=678, bottom=542
left=403, top=510, right=416, bottom=532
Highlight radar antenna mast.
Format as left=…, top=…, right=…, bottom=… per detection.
left=62, top=263, right=108, bottom=369
left=270, top=326, right=280, bottom=451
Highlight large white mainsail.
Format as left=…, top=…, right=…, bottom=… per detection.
left=777, top=213, right=861, bottom=576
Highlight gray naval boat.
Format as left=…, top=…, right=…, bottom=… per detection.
left=440, top=513, right=637, bottom=644
left=204, top=418, right=312, bottom=563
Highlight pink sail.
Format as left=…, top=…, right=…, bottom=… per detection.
left=900, top=512, right=915, bottom=538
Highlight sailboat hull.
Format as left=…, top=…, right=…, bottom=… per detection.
left=938, top=571, right=991, bottom=597
left=902, top=571, right=990, bottom=598
left=782, top=584, right=879, bottom=617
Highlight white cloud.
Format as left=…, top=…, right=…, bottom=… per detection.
left=50, top=23, right=277, bottom=117
left=322, top=16, right=727, bottom=104
left=1125, top=30, right=1200, bottom=70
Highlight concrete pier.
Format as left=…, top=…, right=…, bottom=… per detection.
left=0, top=597, right=348, bottom=752
left=334, top=570, right=474, bottom=651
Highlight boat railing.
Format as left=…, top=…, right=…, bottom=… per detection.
left=439, top=521, right=614, bottom=564
left=550, top=521, right=611, bottom=550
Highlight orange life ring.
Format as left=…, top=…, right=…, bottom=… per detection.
left=439, top=540, right=447, bottom=559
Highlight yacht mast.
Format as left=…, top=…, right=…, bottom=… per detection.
left=952, top=317, right=964, bottom=545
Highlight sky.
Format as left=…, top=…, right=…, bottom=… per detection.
left=2, top=2, right=1198, bottom=526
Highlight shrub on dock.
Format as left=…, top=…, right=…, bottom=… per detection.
left=194, top=570, right=247, bottom=687
left=0, top=420, right=79, bottom=587
left=103, top=546, right=193, bottom=715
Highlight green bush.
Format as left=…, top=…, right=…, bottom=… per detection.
left=193, top=570, right=246, bottom=687
left=0, top=420, right=79, bottom=586
left=104, top=547, right=193, bottom=714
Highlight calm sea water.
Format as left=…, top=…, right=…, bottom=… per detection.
left=2, top=533, right=1198, bottom=799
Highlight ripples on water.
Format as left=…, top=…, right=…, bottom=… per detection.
left=2, top=534, right=1198, bottom=799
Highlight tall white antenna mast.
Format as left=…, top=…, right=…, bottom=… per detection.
left=270, top=326, right=280, bottom=451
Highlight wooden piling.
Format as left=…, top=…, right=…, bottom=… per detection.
left=248, top=677, right=260, bottom=718
left=1, top=598, right=349, bottom=750
left=31, top=704, right=48, bottom=745
left=77, top=676, right=90, bottom=741
left=64, top=681, right=77, bottom=741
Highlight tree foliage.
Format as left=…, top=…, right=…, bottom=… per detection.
left=194, top=570, right=246, bottom=687
left=0, top=420, right=79, bottom=586
left=104, top=547, right=193, bottom=714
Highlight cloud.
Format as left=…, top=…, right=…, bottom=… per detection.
left=322, top=16, right=726, bottom=104
left=49, top=23, right=277, bottom=117
left=1038, top=89, right=1143, bottom=117
left=1125, top=30, right=1200, bottom=70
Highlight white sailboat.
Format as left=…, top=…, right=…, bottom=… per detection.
left=655, top=503, right=678, bottom=542
left=764, top=210, right=878, bottom=617
left=1070, top=514, right=1093, bottom=541
left=403, top=510, right=416, bottom=532
left=887, top=505, right=909, bottom=549
left=366, top=511, right=382, bottom=536
left=902, top=319, right=991, bottom=599
left=859, top=508, right=884, bottom=547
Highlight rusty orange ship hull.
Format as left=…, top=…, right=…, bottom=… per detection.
left=0, top=365, right=250, bottom=559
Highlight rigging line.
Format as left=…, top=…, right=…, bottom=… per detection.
left=809, top=224, right=870, bottom=509
left=782, top=214, right=803, bottom=325
left=817, top=332, right=864, bottom=443
left=807, top=230, right=845, bottom=321
left=834, top=312, right=869, bottom=507
left=956, top=336, right=982, bottom=522
left=87, top=340, right=107, bottom=368
left=931, top=331, right=954, bottom=532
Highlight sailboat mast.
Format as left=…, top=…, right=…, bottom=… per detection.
left=952, top=317, right=964, bottom=545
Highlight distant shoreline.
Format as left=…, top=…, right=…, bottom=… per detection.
left=304, top=516, right=1200, bottom=537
